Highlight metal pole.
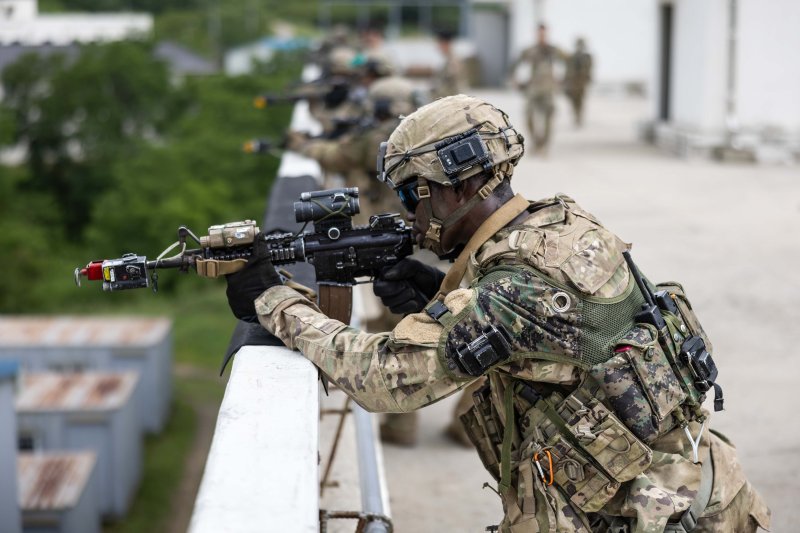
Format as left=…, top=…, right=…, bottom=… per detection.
left=724, top=0, right=739, bottom=145
left=389, top=1, right=402, bottom=40
left=353, top=404, right=391, bottom=533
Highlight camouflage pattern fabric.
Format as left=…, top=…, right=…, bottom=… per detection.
left=563, top=51, right=593, bottom=98
left=293, top=115, right=404, bottom=224
left=511, top=43, right=566, bottom=149
left=432, top=53, right=467, bottom=99
left=254, top=194, right=770, bottom=531
left=512, top=43, right=567, bottom=98
left=382, top=95, right=524, bottom=188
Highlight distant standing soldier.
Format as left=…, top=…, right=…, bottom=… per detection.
left=432, top=30, right=468, bottom=99
left=564, top=37, right=593, bottom=127
left=510, top=23, right=566, bottom=154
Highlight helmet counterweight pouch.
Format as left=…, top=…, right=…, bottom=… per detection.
left=436, top=129, right=492, bottom=179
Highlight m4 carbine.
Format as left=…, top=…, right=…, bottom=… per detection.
left=74, top=188, right=414, bottom=320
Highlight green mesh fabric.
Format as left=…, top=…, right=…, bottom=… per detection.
left=579, top=286, right=646, bottom=366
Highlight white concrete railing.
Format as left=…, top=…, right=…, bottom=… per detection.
left=189, top=348, right=320, bottom=533
left=190, top=64, right=391, bottom=532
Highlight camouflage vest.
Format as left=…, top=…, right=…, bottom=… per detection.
left=429, top=195, right=715, bottom=519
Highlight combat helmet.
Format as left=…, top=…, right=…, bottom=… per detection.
left=325, top=46, right=358, bottom=76
left=377, top=94, right=524, bottom=255
left=367, top=76, right=419, bottom=120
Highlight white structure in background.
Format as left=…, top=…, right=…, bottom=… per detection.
left=18, top=452, right=100, bottom=533
left=0, top=0, right=152, bottom=45
left=471, top=0, right=655, bottom=91
left=0, top=316, right=173, bottom=434
left=16, top=372, right=140, bottom=519
left=0, top=361, right=21, bottom=533
left=650, top=0, right=800, bottom=162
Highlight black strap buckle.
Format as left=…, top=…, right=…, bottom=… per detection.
left=425, top=300, right=450, bottom=322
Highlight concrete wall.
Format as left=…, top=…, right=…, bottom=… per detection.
left=669, top=0, right=729, bottom=132
left=544, top=0, right=657, bottom=89
left=189, top=347, right=320, bottom=533
left=736, top=0, right=800, bottom=132
left=0, top=0, right=36, bottom=20
left=653, top=0, right=800, bottom=159
left=503, top=0, right=655, bottom=90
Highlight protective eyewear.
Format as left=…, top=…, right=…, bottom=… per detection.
left=396, top=180, right=421, bottom=213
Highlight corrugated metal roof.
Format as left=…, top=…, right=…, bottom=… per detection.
left=18, top=451, right=96, bottom=511
left=0, top=316, right=171, bottom=348
left=15, top=372, right=138, bottom=412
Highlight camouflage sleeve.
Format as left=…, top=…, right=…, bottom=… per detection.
left=296, top=137, right=360, bottom=174
left=254, top=285, right=475, bottom=412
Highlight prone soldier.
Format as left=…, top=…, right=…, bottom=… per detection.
left=225, top=95, right=771, bottom=532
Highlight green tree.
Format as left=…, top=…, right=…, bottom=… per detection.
left=1, top=42, right=177, bottom=236
left=85, top=71, right=295, bottom=293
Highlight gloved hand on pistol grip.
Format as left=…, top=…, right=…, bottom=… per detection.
left=225, top=256, right=283, bottom=323
left=373, top=258, right=445, bottom=315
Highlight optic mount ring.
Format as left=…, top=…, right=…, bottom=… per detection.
left=551, top=291, right=572, bottom=313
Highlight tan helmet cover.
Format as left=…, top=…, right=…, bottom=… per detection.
left=327, top=46, right=357, bottom=75
left=367, top=76, right=417, bottom=118
left=381, top=94, right=524, bottom=188
left=362, top=50, right=395, bottom=77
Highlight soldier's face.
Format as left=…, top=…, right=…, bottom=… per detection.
left=538, top=27, right=548, bottom=43
left=408, top=182, right=463, bottom=257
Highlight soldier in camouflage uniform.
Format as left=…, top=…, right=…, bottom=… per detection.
left=563, top=38, right=593, bottom=128
left=285, top=75, right=413, bottom=225
left=225, top=95, right=771, bottom=532
left=431, top=30, right=468, bottom=100
left=510, top=24, right=567, bottom=154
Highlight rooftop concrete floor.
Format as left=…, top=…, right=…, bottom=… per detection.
left=373, top=89, right=799, bottom=532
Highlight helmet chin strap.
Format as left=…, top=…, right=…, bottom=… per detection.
left=418, top=171, right=505, bottom=257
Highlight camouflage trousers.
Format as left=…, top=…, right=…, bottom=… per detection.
left=524, top=92, right=555, bottom=152
left=565, top=87, right=587, bottom=127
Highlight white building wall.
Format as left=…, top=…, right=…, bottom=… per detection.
left=736, top=0, right=800, bottom=132
left=544, top=0, right=657, bottom=89
left=670, top=0, right=729, bottom=132
left=508, top=0, right=536, bottom=60
left=653, top=0, right=800, bottom=160
left=0, top=0, right=152, bottom=45
left=0, top=0, right=37, bottom=21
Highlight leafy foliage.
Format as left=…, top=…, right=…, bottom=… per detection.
left=1, top=42, right=177, bottom=235
left=0, top=41, right=299, bottom=312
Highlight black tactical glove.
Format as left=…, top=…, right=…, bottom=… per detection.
left=225, top=255, right=283, bottom=323
left=373, top=258, right=445, bottom=315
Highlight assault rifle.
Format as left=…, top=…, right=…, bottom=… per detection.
left=243, top=117, right=373, bottom=154
left=253, top=78, right=352, bottom=109
left=74, top=188, right=414, bottom=320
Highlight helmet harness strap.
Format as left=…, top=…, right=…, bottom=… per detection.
left=419, top=170, right=506, bottom=256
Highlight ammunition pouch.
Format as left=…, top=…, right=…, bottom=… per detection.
left=462, top=378, right=653, bottom=515
left=517, top=381, right=652, bottom=513
left=590, top=323, right=686, bottom=443
left=656, top=282, right=723, bottom=410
